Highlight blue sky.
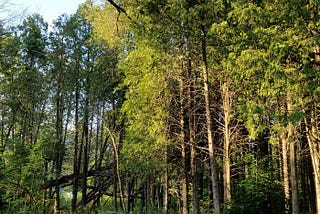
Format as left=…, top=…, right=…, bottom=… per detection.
left=9, top=0, right=86, bottom=24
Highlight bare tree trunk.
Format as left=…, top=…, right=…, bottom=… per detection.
left=93, top=103, right=101, bottom=209
left=113, top=162, right=118, bottom=212
left=82, top=90, right=89, bottom=205
left=107, top=125, right=126, bottom=213
left=222, top=81, right=231, bottom=204
left=281, top=129, right=290, bottom=213
left=187, top=60, right=200, bottom=214
left=179, top=73, right=189, bottom=214
left=54, top=182, right=60, bottom=214
left=127, top=177, right=134, bottom=212
left=163, top=162, right=168, bottom=214
left=72, top=77, right=80, bottom=212
left=181, top=143, right=189, bottom=214
left=109, top=55, right=120, bottom=213
left=310, top=44, right=320, bottom=214
left=43, top=162, right=48, bottom=214
left=305, top=107, right=320, bottom=214
left=54, top=72, right=64, bottom=214
left=1, top=105, right=4, bottom=150
left=201, top=27, right=221, bottom=214
left=190, top=143, right=199, bottom=214
left=287, top=93, right=299, bottom=214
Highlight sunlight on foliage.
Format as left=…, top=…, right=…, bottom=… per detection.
left=82, top=0, right=127, bottom=47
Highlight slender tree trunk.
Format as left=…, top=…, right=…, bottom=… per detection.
left=113, top=162, right=118, bottom=212
left=1, top=105, right=4, bottom=150
left=281, top=128, right=290, bottom=213
left=109, top=57, right=120, bottom=213
left=81, top=73, right=91, bottom=206
left=108, top=126, right=126, bottom=213
left=179, top=71, right=189, bottom=214
left=181, top=142, right=189, bottom=214
left=127, top=177, right=134, bottom=212
left=287, top=93, right=299, bottom=214
left=72, top=78, right=80, bottom=212
left=34, top=101, right=46, bottom=145
left=201, top=27, right=221, bottom=214
left=54, top=72, right=64, bottom=214
left=190, top=143, right=199, bottom=214
left=43, top=162, right=48, bottom=214
left=305, top=107, right=320, bottom=214
left=94, top=103, right=101, bottom=208
left=222, top=81, right=231, bottom=204
left=187, top=59, right=199, bottom=214
left=82, top=92, right=89, bottom=205
left=54, top=179, right=60, bottom=214
left=163, top=162, right=168, bottom=214
left=309, top=44, right=320, bottom=214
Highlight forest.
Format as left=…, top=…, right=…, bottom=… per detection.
left=0, top=0, right=320, bottom=213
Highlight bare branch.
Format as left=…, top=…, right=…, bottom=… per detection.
left=105, top=0, right=132, bottom=20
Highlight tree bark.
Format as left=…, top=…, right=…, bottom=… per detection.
left=93, top=103, right=101, bottom=208
left=163, top=163, right=168, bottom=214
left=201, top=27, right=221, bottom=214
left=305, top=107, right=320, bottom=214
left=108, top=125, right=125, bottom=213
left=309, top=44, right=320, bottom=214
left=53, top=181, right=60, bottom=214
left=222, top=81, right=231, bottom=204
left=179, top=72, right=189, bottom=214
left=81, top=86, right=90, bottom=205
left=281, top=128, right=290, bottom=213
left=54, top=69, right=64, bottom=214
left=287, top=93, right=299, bottom=214
left=187, top=59, right=200, bottom=214
left=72, top=75, right=80, bottom=212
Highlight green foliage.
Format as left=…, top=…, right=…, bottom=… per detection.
left=229, top=156, right=285, bottom=214
left=0, top=139, right=47, bottom=212
left=0, top=0, right=320, bottom=213
left=18, top=14, right=48, bottom=67
left=119, top=43, right=170, bottom=172
left=83, top=1, right=127, bottom=48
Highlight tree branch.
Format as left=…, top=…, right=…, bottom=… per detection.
left=42, top=165, right=113, bottom=189
left=106, top=0, right=132, bottom=20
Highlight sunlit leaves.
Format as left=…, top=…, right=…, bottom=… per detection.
left=120, top=44, right=169, bottom=142
left=119, top=43, right=171, bottom=169
left=83, top=1, right=127, bottom=47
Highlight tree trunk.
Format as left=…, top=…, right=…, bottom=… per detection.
left=54, top=183, right=60, bottom=214
left=281, top=128, right=290, bottom=213
left=187, top=60, right=200, bottom=214
left=201, top=27, right=221, bottom=214
left=82, top=92, right=89, bottom=205
left=72, top=77, right=80, bottom=212
left=287, top=93, right=299, bottom=214
left=94, top=103, right=101, bottom=209
left=222, top=81, right=231, bottom=204
left=179, top=73, right=189, bottom=214
left=163, top=163, right=168, bottom=214
left=43, top=162, right=48, bottom=214
left=305, top=107, right=320, bottom=214
left=1, top=105, right=4, bottom=150
left=191, top=144, right=199, bottom=214
left=309, top=44, right=320, bottom=214
left=113, top=163, right=118, bottom=212
left=54, top=71, right=64, bottom=214
left=127, top=177, right=134, bottom=213
left=181, top=142, right=189, bottom=214
left=108, top=125, right=125, bottom=213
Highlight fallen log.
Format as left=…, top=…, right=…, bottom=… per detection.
left=42, top=165, right=113, bottom=189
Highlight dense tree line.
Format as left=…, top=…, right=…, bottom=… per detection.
left=0, top=0, right=320, bottom=213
